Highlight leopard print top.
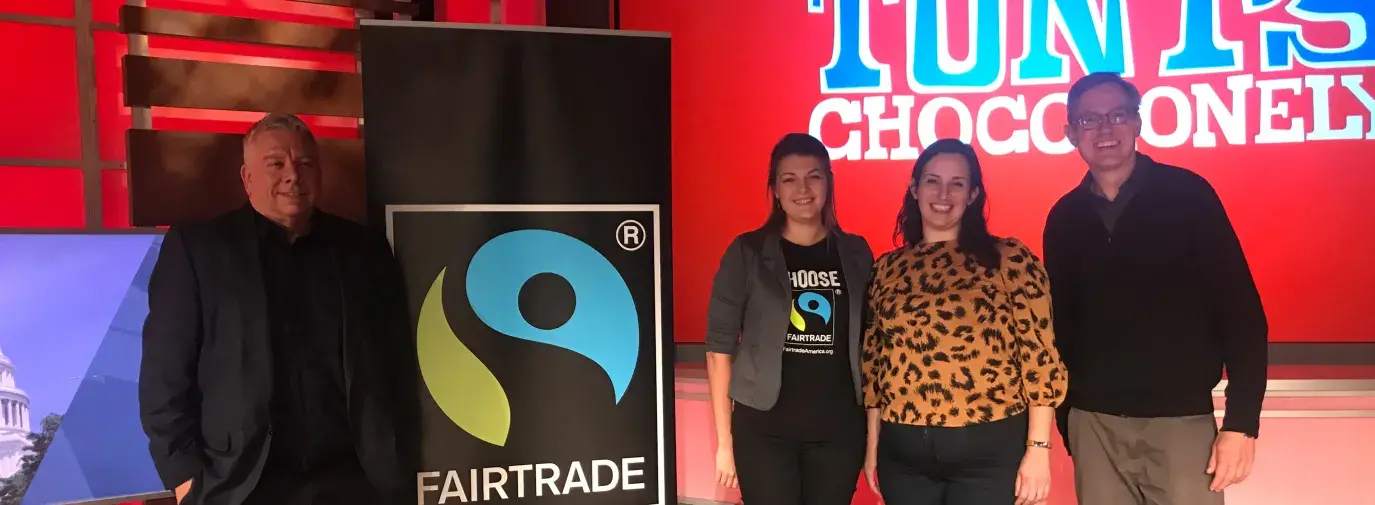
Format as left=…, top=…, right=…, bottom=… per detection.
left=862, top=238, right=1067, bottom=426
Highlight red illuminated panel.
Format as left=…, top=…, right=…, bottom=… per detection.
left=502, top=0, right=538, bottom=26
left=440, top=0, right=491, bottom=23
left=0, top=22, right=80, bottom=161
left=94, top=0, right=355, bottom=26
left=95, top=31, right=360, bottom=162
left=0, top=167, right=84, bottom=228
left=101, top=169, right=131, bottom=228
left=623, top=1, right=1375, bottom=342
left=0, top=0, right=74, bottom=18
left=94, top=30, right=129, bottom=162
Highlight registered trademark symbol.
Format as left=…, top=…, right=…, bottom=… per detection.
left=616, top=219, right=646, bottom=251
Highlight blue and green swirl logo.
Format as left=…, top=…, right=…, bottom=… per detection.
left=415, top=229, right=640, bottom=447
left=789, top=292, right=832, bottom=331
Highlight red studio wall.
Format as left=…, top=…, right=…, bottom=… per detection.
left=5, top=0, right=1375, bottom=345
left=0, top=0, right=359, bottom=229
left=620, top=0, right=1375, bottom=344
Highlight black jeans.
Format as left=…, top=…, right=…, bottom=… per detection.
left=732, top=415, right=865, bottom=505
left=876, top=414, right=1027, bottom=505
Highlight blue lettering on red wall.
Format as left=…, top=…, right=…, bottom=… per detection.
left=812, top=0, right=1373, bottom=93
left=805, top=0, right=1375, bottom=160
left=1260, top=0, right=1375, bottom=72
left=907, top=0, right=1007, bottom=93
left=817, top=0, right=891, bottom=94
left=1013, top=0, right=1135, bottom=85
left=1159, top=0, right=1243, bottom=76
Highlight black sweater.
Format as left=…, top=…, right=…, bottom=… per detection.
left=1043, top=154, right=1268, bottom=437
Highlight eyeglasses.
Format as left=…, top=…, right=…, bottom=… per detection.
left=1071, top=109, right=1136, bottom=130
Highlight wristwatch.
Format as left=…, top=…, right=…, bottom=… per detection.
left=1026, top=440, right=1052, bottom=449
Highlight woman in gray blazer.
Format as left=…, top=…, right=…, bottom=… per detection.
left=703, top=133, right=875, bottom=505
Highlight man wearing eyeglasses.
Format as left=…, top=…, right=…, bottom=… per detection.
left=1041, top=72, right=1268, bottom=505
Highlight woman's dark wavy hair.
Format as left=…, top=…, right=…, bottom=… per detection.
left=763, top=133, right=841, bottom=232
left=893, top=138, right=1001, bottom=270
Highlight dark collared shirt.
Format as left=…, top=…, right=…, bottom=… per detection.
left=253, top=211, right=355, bottom=476
left=1078, top=157, right=1150, bottom=234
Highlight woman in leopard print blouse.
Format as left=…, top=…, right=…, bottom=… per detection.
left=861, top=138, right=1068, bottom=505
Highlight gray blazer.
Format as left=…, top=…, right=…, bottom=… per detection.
left=703, top=227, right=875, bottom=410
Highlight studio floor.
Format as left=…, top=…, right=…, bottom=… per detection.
left=673, top=362, right=1375, bottom=505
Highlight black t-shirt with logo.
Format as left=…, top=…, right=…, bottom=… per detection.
left=735, top=236, right=862, bottom=440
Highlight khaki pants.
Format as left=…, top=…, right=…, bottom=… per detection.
left=1068, top=408, right=1225, bottom=505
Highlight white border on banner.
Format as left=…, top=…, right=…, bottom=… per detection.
left=386, top=203, right=668, bottom=505
left=359, top=18, right=670, bottom=38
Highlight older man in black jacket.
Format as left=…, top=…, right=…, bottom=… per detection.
left=139, top=113, right=417, bottom=505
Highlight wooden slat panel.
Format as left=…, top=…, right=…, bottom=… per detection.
left=122, top=55, right=362, bottom=117
left=127, top=129, right=366, bottom=226
left=291, top=0, right=421, bottom=16
left=119, top=6, right=359, bottom=52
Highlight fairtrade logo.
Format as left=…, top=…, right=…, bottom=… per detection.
left=789, top=292, right=832, bottom=331
left=415, top=229, right=640, bottom=447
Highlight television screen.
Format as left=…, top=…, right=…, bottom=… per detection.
left=0, top=233, right=165, bottom=504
